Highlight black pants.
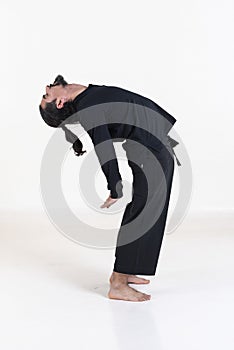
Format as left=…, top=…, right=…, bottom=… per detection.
left=113, top=140, right=175, bottom=276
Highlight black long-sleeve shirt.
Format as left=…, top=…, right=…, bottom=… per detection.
left=63, top=84, right=178, bottom=198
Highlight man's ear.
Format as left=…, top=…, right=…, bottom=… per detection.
left=56, top=97, right=67, bottom=109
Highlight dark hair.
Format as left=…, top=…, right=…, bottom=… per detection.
left=39, top=76, right=86, bottom=156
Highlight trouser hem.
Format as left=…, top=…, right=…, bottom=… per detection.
left=113, top=264, right=156, bottom=276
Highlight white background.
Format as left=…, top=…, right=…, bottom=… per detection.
left=0, top=0, right=233, bottom=214
left=1, top=2, right=234, bottom=350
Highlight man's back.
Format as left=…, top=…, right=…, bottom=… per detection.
left=72, top=83, right=177, bottom=151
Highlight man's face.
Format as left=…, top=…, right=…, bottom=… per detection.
left=40, top=75, right=68, bottom=109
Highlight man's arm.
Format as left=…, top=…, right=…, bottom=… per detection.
left=87, top=123, right=123, bottom=199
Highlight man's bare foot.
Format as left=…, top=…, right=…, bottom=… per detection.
left=109, top=272, right=150, bottom=285
left=108, top=272, right=151, bottom=302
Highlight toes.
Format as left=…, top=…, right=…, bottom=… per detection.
left=127, top=277, right=150, bottom=284
left=136, top=291, right=151, bottom=301
left=142, top=293, right=151, bottom=300
left=140, top=278, right=150, bottom=283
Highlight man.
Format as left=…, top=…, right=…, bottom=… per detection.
left=39, top=75, right=180, bottom=302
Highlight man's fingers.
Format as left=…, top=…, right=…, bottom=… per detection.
left=100, top=198, right=118, bottom=209
left=100, top=202, right=112, bottom=209
left=100, top=202, right=107, bottom=208
left=100, top=200, right=109, bottom=208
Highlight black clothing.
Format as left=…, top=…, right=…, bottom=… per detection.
left=67, top=83, right=180, bottom=198
left=63, top=83, right=180, bottom=276
left=113, top=141, right=175, bottom=275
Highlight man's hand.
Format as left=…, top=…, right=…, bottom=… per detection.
left=100, top=194, right=119, bottom=209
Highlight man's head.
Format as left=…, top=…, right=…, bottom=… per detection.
left=40, top=75, right=68, bottom=110
left=39, top=75, right=76, bottom=127
left=39, top=75, right=86, bottom=156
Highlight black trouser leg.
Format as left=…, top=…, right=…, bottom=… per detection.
left=113, top=144, right=175, bottom=276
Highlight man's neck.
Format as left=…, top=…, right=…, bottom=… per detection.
left=66, top=83, right=88, bottom=101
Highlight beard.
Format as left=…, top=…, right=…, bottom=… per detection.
left=53, top=75, right=68, bottom=86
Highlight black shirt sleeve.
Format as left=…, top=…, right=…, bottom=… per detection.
left=87, top=122, right=123, bottom=199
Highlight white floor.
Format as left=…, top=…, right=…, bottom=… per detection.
left=0, top=210, right=233, bottom=350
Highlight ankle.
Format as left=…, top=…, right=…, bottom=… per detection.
left=111, top=271, right=129, bottom=285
